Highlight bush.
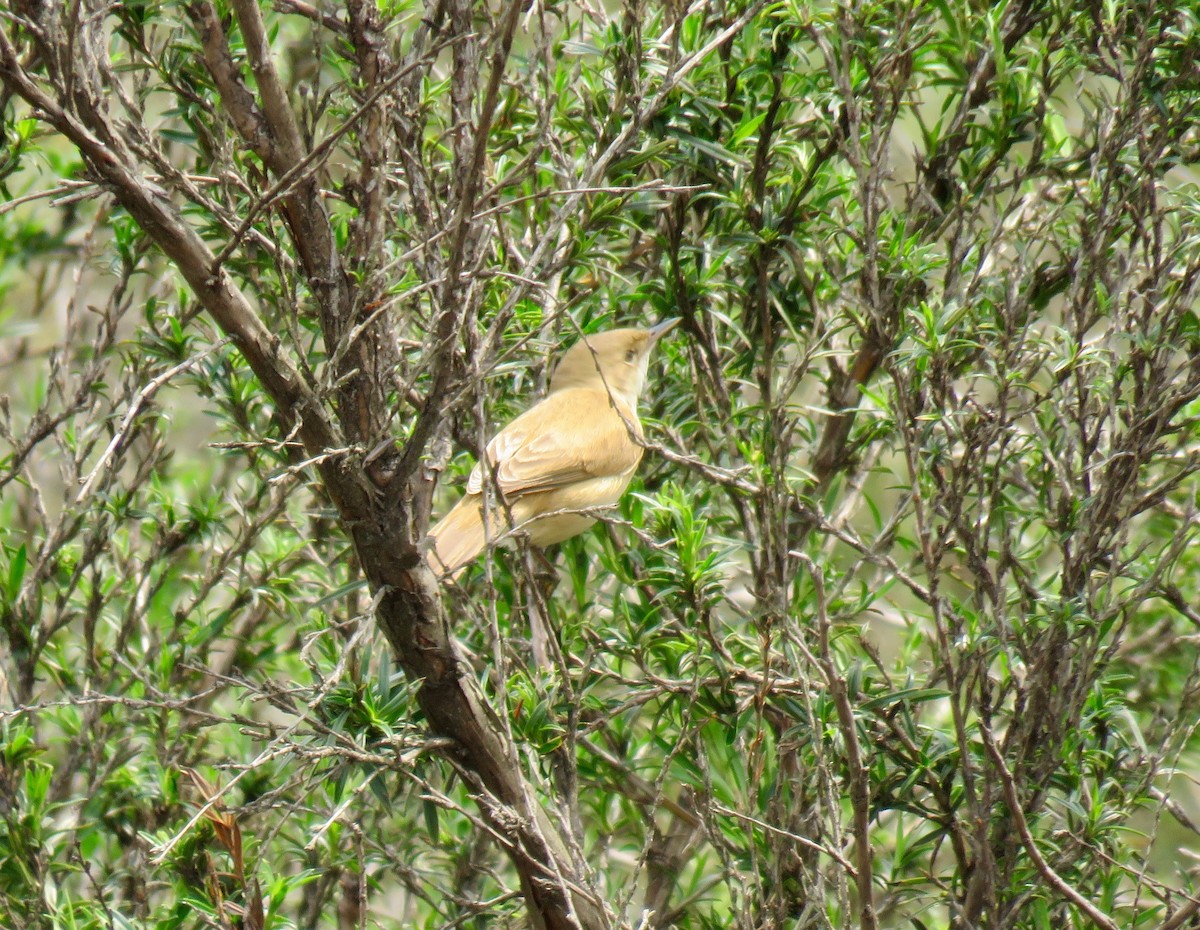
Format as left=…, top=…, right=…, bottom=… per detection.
left=1, top=1, right=1199, bottom=927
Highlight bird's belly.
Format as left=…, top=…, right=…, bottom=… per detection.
left=513, top=473, right=634, bottom=546
left=521, top=511, right=599, bottom=547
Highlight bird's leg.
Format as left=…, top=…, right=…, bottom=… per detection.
left=532, top=547, right=560, bottom=596
left=520, top=545, right=561, bottom=670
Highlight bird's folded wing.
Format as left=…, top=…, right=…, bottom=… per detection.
left=466, top=389, right=643, bottom=498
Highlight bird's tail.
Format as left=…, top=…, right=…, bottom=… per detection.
left=427, top=497, right=488, bottom=578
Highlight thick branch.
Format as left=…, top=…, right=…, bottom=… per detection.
left=191, top=1, right=357, bottom=357
left=230, top=0, right=308, bottom=164
left=0, top=21, right=602, bottom=930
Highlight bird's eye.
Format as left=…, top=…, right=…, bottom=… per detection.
left=624, top=349, right=637, bottom=363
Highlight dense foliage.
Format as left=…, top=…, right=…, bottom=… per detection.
left=2, top=0, right=1199, bottom=928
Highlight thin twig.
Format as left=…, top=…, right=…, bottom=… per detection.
left=75, top=339, right=231, bottom=503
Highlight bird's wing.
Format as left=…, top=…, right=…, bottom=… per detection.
left=466, top=389, right=644, bottom=498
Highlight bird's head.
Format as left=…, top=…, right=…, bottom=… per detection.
left=549, top=319, right=680, bottom=405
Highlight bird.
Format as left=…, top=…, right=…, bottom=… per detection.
left=427, top=319, right=680, bottom=577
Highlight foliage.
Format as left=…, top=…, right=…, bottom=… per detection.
left=2, top=0, right=1200, bottom=928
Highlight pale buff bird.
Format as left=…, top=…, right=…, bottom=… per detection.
left=428, top=319, right=680, bottom=577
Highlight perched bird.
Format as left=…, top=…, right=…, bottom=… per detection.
left=428, top=319, right=680, bottom=577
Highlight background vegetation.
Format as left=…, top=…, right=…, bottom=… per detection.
left=2, top=0, right=1199, bottom=927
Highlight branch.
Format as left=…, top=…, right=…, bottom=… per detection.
left=192, top=0, right=357, bottom=354
left=75, top=339, right=231, bottom=503
left=230, top=0, right=307, bottom=165
left=980, top=722, right=1121, bottom=930
left=394, top=0, right=526, bottom=481
left=272, top=0, right=346, bottom=34
left=794, top=556, right=878, bottom=930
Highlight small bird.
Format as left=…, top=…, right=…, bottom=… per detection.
left=428, top=319, right=680, bottom=577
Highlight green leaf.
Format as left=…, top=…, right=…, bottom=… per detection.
left=6, top=543, right=26, bottom=600
left=423, top=796, right=440, bottom=843
left=859, top=689, right=952, bottom=712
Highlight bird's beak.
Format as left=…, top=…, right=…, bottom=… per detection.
left=649, top=317, right=681, bottom=341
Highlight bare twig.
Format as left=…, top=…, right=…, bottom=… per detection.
left=75, top=339, right=231, bottom=503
